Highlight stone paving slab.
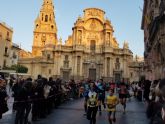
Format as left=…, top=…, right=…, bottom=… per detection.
left=0, top=98, right=149, bottom=124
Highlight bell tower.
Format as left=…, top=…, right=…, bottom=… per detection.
left=32, top=0, right=58, bottom=57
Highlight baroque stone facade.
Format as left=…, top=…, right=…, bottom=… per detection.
left=141, top=0, right=165, bottom=80
left=19, top=0, right=134, bottom=81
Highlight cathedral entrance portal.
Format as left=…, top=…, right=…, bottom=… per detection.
left=89, top=68, right=96, bottom=81
left=63, top=71, right=69, bottom=81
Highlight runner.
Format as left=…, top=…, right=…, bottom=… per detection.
left=119, top=82, right=127, bottom=113
left=106, top=89, right=119, bottom=124
left=96, top=79, right=106, bottom=115
left=83, top=79, right=90, bottom=115
left=109, top=80, right=116, bottom=93
left=87, top=82, right=98, bottom=124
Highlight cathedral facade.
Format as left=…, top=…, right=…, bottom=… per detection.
left=19, top=0, right=134, bottom=82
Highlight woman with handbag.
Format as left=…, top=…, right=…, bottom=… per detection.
left=0, top=78, right=9, bottom=119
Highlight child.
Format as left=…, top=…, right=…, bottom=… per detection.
left=106, top=89, right=119, bottom=124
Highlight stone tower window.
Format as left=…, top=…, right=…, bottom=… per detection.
left=36, top=24, right=39, bottom=28
left=45, top=15, right=48, bottom=22
left=51, top=25, right=54, bottom=29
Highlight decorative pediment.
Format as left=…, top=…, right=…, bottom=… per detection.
left=84, top=18, right=103, bottom=31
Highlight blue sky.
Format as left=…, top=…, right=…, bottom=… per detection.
left=0, top=0, right=144, bottom=56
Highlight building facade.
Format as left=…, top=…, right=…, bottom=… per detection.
left=10, top=43, right=20, bottom=66
left=141, top=0, right=165, bottom=80
left=0, top=22, right=21, bottom=73
left=0, top=22, right=13, bottom=69
left=19, top=0, right=135, bottom=81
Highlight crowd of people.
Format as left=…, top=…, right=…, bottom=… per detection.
left=143, top=79, right=165, bottom=124
left=83, top=78, right=165, bottom=124
left=0, top=75, right=83, bottom=124
left=82, top=79, right=131, bottom=124
left=1, top=74, right=165, bottom=124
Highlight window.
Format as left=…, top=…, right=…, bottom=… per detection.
left=47, top=54, right=50, bottom=60
left=45, top=15, right=48, bottom=22
left=5, top=47, right=8, bottom=55
left=65, top=55, right=68, bottom=61
left=51, top=25, right=54, bottom=29
left=36, top=24, right=39, bottom=28
left=49, top=69, right=51, bottom=74
left=3, top=60, right=6, bottom=68
left=13, top=52, right=17, bottom=59
left=7, top=31, right=9, bottom=37
left=6, top=31, right=10, bottom=41
left=90, top=40, right=96, bottom=53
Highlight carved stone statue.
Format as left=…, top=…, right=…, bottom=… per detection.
left=78, top=30, right=82, bottom=44
left=123, top=41, right=129, bottom=49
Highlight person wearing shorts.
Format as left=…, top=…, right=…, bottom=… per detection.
left=106, top=89, right=119, bottom=124
left=119, top=82, right=127, bottom=113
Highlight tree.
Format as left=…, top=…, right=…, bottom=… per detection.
left=11, top=65, right=28, bottom=73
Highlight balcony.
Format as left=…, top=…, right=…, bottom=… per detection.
left=73, top=45, right=84, bottom=51
left=60, top=67, right=72, bottom=71
left=4, top=53, right=9, bottom=57
left=6, top=36, right=11, bottom=41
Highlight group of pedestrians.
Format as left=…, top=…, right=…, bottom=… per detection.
left=0, top=77, right=8, bottom=119
left=83, top=79, right=130, bottom=124
left=144, top=79, right=165, bottom=124
left=0, top=74, right=82, bottom=124
left=11, top=75, right=63, bottom=124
